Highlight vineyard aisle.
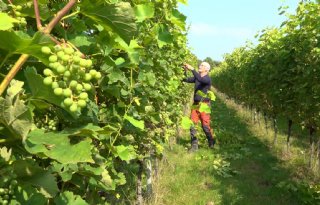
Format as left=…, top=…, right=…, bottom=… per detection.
left=151, top=95, right=300, bottom=205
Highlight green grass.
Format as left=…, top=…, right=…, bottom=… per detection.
left=149, top=95, right=310, bottom=205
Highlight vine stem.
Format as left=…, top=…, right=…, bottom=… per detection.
left=61, top=11, right=80, bottom=21
left=0, top=54, right=29, bottom=95
left=0, top=0, right=77, bottom=96
left=33, top=0, right=42, bottom=30
left=44, top=0, right=77, bottom=34
left=0, top=53, right=11, bottom=69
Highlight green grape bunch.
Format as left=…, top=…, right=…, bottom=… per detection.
left=0, top=159, right=18, bottom=205
left=41, top=45, right=101, bottom=113
left=34, top=115, right=59, bottom=131
left=10, top=4, right=27, bottom=26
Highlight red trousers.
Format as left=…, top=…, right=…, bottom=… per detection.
left=190, top=102, right=214, bottom=146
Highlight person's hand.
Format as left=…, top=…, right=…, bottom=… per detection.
left=184, top=63, right=194, bottom=70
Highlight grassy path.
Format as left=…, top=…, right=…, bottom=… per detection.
left=150, top=96, right=300, bottom=205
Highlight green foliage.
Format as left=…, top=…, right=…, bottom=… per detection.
left=277, top=181, right=320, bottom=205
left=134, top=3, right=155, bottom=22
left=80, top=0, right=137, bottom=43
left=0, top=12, right=19, bottom=30
left=54, top=191, right=88, bottom=205
left=212, top=1, right=320, bottom=129
left=0, top=80, right=32, bottom=140
left=0, top=0, right=193, bottom=203
left=25, top=129, right=94, bottom=164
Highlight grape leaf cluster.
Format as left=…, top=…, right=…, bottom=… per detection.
left=41, top=45, right=101, bottom=112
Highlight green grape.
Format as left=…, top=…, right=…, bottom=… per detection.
left=69, top=80, right=78, bottom=88
left=58, top=81, right=66, bottom=88
left=69, top=103, right=78, bottom=112
left=2, top=200, right=8, bottom=205
left=52, top=82, right=59, bottom=89
left=86, top=59, right=93, bottom=67
left=49, top=63, right=55, bottom=69
left=63, top=88, right=72, bottom=97
left=73, top=56, right=81, bottom=63
left=41, top=46, right=51, bottom=54
left=76, top=84, right=83, bottom=92
left=79, top=92, right=88, bottom=100
left=78, top=99, right=86, bottom=108
left=0, top=188, right=5, bottom=194
left=50, top=62, right=60, bottom=70
left=21, top=21, right=27, bottom=26
left=62, top=55, right=70, bottom=62
left=43, top=77, right=53, bottom=85
left=84, top=73, right=92, bottom=81
left=52, top=127, right=57, bottom=131
left=54, top=45, right=62, bottom=51
left=75, top=51, right=83, bottom=56
left=64, top=47, right=74, bottom=54
left=79, top=59, right=87, bottom=67
left=95, top=72, right=102, bottom=79
left=78, top=70, right=85, bottom=76
left=63, top=98, right=73, bottom=106
left=43, top=68, right=52, bottom=76
left=72, top=64, right=80, bottom=70
left=16, top=5, right=22, bottom=10
left=64, top=70, right=71, bottom=77
left=15, top=11, right=21, bottom=16
left=89, top=69, right=97, bottom=77
left=57, top=51, right=65, bottom=59
left=83, top=83, right=92, bottom=91
left=54, top=88, right=63, bottom=96
left=56, top=65, right=66, bottom=74
left=49, top=55, right=58, bottom=62
left=3, top=195, right=9, bottom=200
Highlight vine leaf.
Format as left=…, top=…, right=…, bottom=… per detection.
left=0, top=31, right=54, bottom=63
left=24, top=67, right=64, bottom=106
left=134, top=3, right=155, bottom=22
left=124, top=115, right=145, bottom=130
left=0, top=80, right=32, bottom=140
left=0, top=12, right=19, bottom=30
left=80, top=0, right=137, bottom=44
left=115, top=145, right=137, bottom=162
left=54, top=191, right=88, bottom=205
left=13, top=159, right=59, bottom=198
left=25, top=129, right=94, bottom=164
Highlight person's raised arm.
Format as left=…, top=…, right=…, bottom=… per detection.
left=182, top=63, right=195, bottom=83
left=184, top=63, right=210, bottom=84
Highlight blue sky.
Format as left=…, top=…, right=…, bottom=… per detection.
left=179, top=0, right=302, bottom=61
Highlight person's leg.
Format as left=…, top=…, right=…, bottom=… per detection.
left=190, top=109, right=200, bottom=150
left=200, top=110, right=215, bottom=148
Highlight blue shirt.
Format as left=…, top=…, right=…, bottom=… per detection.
left=183, top=70, right=212, bottom=103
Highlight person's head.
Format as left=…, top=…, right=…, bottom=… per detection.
left=198, top=62, right=211, bottom=74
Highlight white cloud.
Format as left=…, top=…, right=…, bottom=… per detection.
left=189, top=22, right=256, bottom=38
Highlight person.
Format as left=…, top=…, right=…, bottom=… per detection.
left=182, top=62, right=215, bottom=151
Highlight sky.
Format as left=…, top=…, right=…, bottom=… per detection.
left=179, top=0, right=302, bottom=61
